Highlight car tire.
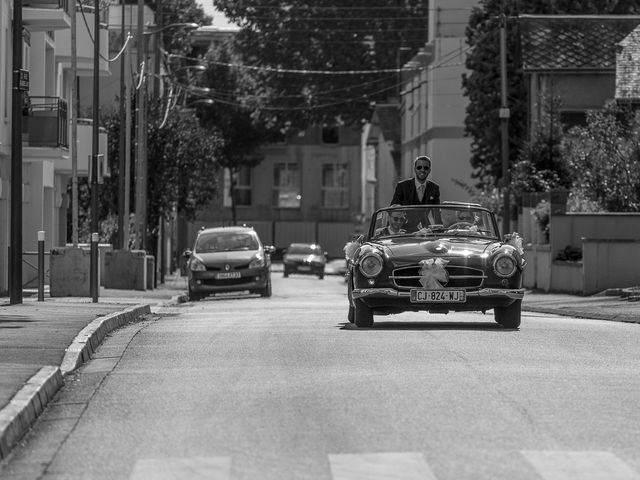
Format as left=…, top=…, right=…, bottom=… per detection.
left=283, top=269, right=289, bottom=278
left=348, top=304, right=355, bottom=323
left=189, top=290, right=203, bottom=302
left=261, top=278, right=272, bottom=298
left=354, top=298, right=374, bottom=328
left=318, top=271, right=324, bottom=279
left=494, top=300, right=521, bottom=329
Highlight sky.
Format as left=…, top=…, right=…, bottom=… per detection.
left=197, top=1, right=239, bottom=29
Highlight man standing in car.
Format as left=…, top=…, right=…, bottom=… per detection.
left=390, top=155, right=440, bottom=206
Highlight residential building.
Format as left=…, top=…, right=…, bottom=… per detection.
left=0, top=0, right=109, bottom=295
left=519, top=14, right=640, bottom=134
left=398, top=0, right=479, bottom=204
left=361, top=102, right=401, bottom=214
left=184, top=125, right=362, bottom=258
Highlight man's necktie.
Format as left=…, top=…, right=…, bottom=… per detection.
left=417, top=184, right=425, bottom=202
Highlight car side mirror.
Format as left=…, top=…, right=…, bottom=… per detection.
left=182, top=249, right=192, bottom=258
left=264, top=245, right=275, bottom=254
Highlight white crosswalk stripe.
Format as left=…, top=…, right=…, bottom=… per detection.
left=126, top=450, right=640, bottom=480
left=129, top=456, right=231, bottom=480
left=522, top=451, right=640, bottom=480
left=328, top=452, right=437, bottom=480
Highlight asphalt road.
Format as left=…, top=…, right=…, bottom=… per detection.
left=2, top=273, right=640, bottom=480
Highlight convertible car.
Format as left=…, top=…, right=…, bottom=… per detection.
left=345, top=203, right=525, bottom=328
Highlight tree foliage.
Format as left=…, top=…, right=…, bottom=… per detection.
left=462, top=0, right=640, bottom=188
left=561, top=101, right=640, bottom=212
left=211, top=0, right=428, bottom=131
left=196, top=42, right=277, bottom=223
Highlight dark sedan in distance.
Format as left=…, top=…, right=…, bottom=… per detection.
left=282, top=243, right=327, bottom=279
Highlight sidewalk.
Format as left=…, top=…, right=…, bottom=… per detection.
left=1, top=266, right=639, bottom=461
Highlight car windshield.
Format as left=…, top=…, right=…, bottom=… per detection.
left=195, top=232, right=259, bottom=252
left=287, top=244, right=322, bottom=255
left=370, top=205, right=498, bottom=239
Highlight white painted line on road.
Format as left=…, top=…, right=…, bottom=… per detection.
left=129, top=456, right=231, bottom=480
left=522, top=451, right=640, bottom=480
left=329, top=452, right=437, bottom=480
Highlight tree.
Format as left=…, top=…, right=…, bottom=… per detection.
left=462, top=0, right=640, bottom=189
left=561, top=101, right=640, bottom=212
left=197, top=42, right=279, bottom=224
left=211, top=0, right=429, bottom=131
left=145, top=99, right=224, bottom=252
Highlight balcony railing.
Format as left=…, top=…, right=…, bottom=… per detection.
left=22, top=96, right=69, bottom=148
left=23, top=0, right=68, bottom=12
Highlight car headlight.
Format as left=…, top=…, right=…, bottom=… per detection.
left=359, top=253, right=383, bottom=278
left=189, top=256, right=206, bottom=272
left=493, top=253, right=517, bottom=278
left=249, top=254, right=265, bottom=268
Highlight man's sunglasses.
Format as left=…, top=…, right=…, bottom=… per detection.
left=390, top=216, right=405, bottom=221
left=415, top=165, right=430, bottom=170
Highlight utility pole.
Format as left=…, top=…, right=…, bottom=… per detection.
left=71, top=0, right=78, bottom=246
left=90, top=0, right=101, bottom=302
left=10, top=0, right=24, bottom=304
left=499, top=13, right=510, bottom=235
left=135, top=0, right=147, bottom=251
left=117, top=0, right=126, bottom=250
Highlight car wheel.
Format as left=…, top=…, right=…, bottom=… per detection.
left=354, top=298, right=374, bottom=328
left=189, top=290, right=203, bottom=302
left=494, top=300, right=521, bottom=328
left=261, top=278, right=272, bottom=298
left=348, top=304, right=355, bottom=323
left=318, top=271, right=324, bottom=279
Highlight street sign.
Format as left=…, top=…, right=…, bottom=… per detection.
left=13, top=69, right=29, bottom=91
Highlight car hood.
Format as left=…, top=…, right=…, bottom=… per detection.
left=373, top=237, right=499, bottom=260
left=284, top=254, right=325, bottom=263
left=197, top=250, right=259, bottom=265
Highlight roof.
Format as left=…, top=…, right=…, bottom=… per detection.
left=198, top=226, right=255, bottom=234
left=616, top=25, right=640, bottom=100
left=520, top=15, right=640, bottom=72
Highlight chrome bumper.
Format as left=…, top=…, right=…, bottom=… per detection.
left=352, top=287, right=525, bottom=300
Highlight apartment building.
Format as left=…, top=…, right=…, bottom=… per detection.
left=0, top=0, right=109, bottom=294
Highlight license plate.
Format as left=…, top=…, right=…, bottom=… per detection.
left=297, top=266, right=311, bottom=271
left=216, top=271, right=241, bottom=279
left=410, top=289, right=466, bottom=303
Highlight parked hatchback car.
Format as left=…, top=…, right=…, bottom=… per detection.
left=345, top=203, right=525, bottom=328
left=183, top=226, right=274, bottom=301
left=282, top=243, right=327, bottom=279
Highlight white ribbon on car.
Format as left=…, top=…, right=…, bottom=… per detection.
left=418, top=258, right=449, bottom=288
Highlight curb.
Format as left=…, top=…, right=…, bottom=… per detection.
left=0, top=304, right=151, bottom=461
left=523, top=305, right=640, bottom=324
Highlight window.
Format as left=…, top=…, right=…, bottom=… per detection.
left=322, top=126, right=339, bottom=143
left=322, top=163, right=348, bottom=208
left=273, top=162, right=300, bottom=208
left=560, top=111, right=587, bottom=132
left=223, top=167, right=252, bottom=207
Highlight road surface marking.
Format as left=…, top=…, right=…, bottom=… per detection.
left=329, top=452, right=437, bottom=480
left=522, top=451, right=640, bottom=480
left=129, top=456, right=231, bottom=480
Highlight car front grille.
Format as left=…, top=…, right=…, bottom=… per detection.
left=206, top=262, right=251, bottom=272
left=391, top=265, right=486, bottom=289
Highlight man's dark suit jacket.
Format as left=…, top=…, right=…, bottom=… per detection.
left=390, top=179, right=440, bottom=206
